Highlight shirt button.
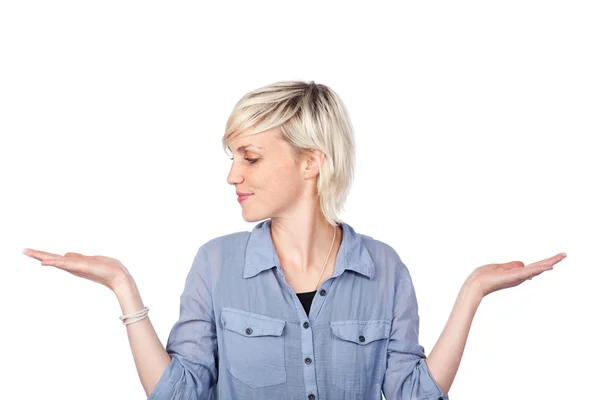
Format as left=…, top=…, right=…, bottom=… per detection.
left=245, top=328, right=252, bottom=335
left=437, top=397, right=444, bottom=400
left=304, top=357, right=312, bottom=365
left=319, top=289, right=327, bottom=296
left=303, top=321, right=310, bottom=329
left=308, top=395, right=316, bottom=400
left=359, top=335, right=365, bottom=342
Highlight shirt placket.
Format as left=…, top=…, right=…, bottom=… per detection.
left=275, top=266, right=335, bottom=400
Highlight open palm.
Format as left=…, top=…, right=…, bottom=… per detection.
left=468, top=252, right=567, bottom=298
left=22, top=248, right=131, bottom=291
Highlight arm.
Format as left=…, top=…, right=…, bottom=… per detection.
left=116, top=246, right=218, bottom=399
left=424, top=279, right=481, bottom=395
left=425, top=253, right=564, bottom=395
left=113, top=278, right=173, bottom=397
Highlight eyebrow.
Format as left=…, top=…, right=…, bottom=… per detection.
left=228, top=144, right=263, bottom=153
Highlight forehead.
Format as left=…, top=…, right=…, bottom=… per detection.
left=227, top=127, right=281, bottom=152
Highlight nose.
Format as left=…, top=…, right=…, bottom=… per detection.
left=226, top=160, right=243, bottom=186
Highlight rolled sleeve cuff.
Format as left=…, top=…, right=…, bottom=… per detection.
left=420, top=358, right=450, bottom=400
left=148, top=357, right=208, bottom=400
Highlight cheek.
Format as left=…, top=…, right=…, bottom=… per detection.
left=263, top=165, right=304, bottom=197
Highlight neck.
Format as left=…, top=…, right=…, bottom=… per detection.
left=270, top=210, right=341, bottom=275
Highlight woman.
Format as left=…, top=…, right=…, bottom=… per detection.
left=22, top=80, right=566, bottom=400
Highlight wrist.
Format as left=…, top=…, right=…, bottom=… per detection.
left=461, top=277, right=484, bottom=305
left=113, top=276, right=145, bottom=316
left=111, top=273, right=135, bottom=294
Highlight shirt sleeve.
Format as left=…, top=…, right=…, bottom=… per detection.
left=381, top=255, right=450, bottom=400
left=148, top=245, right=218, bottom=399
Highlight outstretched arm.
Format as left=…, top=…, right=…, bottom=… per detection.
left=424, top=280, right=481, bottom=395
left=425, top=252, right=566, bottom=394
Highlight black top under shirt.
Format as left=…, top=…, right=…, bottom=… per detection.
left=296, top=290, right=317, bottom=317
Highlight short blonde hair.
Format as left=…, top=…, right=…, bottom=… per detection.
left=222, top=80, right=356, bottom=226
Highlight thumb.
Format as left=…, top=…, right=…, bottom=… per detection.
left=503, top=261, right=525, bottom=270
left=64, top=252, right=85, bottom=258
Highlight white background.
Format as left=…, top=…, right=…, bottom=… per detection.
left=2, top=1, right=598, bottom=399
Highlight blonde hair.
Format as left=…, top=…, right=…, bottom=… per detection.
left=222, top=80, right=356, bottom=226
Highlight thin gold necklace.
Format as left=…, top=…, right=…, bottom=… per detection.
left=314, top=224, right=336, bottom=291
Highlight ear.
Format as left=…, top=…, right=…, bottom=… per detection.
left=302, top=149, right=325, bottom=180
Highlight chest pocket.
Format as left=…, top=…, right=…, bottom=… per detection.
left=330, top=320, right=391, bottom=394
left=221, top=308, right=287, bottom=388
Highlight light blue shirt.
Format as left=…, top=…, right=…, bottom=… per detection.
left=149, top=219, right=450, bottom=400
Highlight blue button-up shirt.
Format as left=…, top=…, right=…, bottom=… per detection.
left=148, top=219, right=450, bottom=400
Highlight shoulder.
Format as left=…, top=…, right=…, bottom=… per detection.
left=355, top=230, right=410, bottom=277
left=188, top=230, right=251, bottom=277
left=198, top=230, right=251, bottom=255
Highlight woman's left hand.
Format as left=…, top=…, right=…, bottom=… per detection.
left=467, top=252, right=567, bottom=299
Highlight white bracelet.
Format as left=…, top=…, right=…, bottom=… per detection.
left=119, top=306, right=149, bottom=325
left=122, top=314, right=149, bottom=325
left=120, top=306, right=149, bottom=320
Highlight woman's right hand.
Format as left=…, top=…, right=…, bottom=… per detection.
left=22, top=248, right=133, bottom=292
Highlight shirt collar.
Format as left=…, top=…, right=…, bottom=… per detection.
left=243, top=218, right=375, bottom=280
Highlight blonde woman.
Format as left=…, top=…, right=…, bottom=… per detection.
left=22, top=80, right=566, bottom=399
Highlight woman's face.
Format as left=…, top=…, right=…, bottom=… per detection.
left=226, top=127, right=313, bottom=222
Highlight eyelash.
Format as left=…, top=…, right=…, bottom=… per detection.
left=229, top=157, right=259, bottom=164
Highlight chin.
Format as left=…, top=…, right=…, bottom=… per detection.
left=241, top=210, right=271, bottom=223
left=242, top=216, right=263, bottom=223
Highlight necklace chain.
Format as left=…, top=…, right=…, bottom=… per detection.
left=314, top=224, right=336, bottom=291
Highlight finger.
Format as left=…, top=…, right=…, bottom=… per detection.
left=41, top=258, right=86, bottom=273
left=529, top=252, right=567, bottom=269
left=39, top=258, right=68, bottom=272
left=512, top=263, right=553, bottom=281
left=543, top=252, right=567, bottom=265
left=22, top=248, right=65, bottom=261
left=553, top=252, right=567, bottom=264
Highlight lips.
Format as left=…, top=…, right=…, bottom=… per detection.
left=237, top=194, right=253, bottom=203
